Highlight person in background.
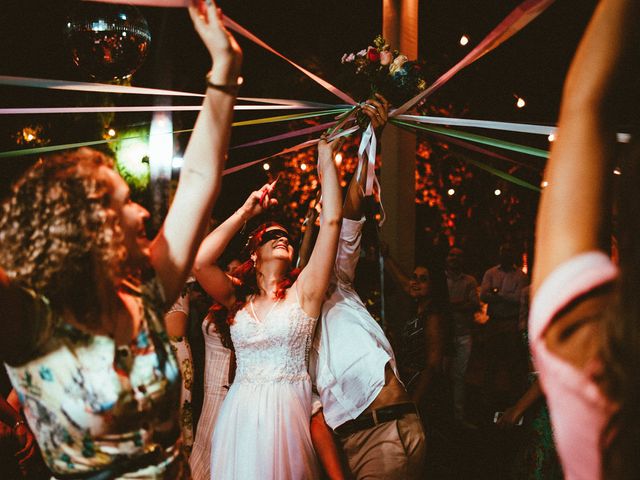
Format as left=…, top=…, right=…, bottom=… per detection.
left=479, top=243, right=529, bottom=408
left=445, top=247, right=480, bottom=427
left=530, top=0, right=640, bottom=478
left=188, top=259, right=237, bottom=480
left=383, top=247, right=446, bottom=423
left=0, top=1, right=241, bottom=477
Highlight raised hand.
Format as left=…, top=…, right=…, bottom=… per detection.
left=238, top=181, right=279, bottom=220
left=188, top=0, right=242, bottom=83
left=361, top=93, right=390, bottom=137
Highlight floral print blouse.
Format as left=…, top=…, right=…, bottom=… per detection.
left=4, top=274, right=188, bottom=479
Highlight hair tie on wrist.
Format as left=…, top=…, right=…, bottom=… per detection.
left=206, top=71, right=243, bottom=93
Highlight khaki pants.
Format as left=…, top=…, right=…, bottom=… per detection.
left=338, top=413, right=426, bottom=480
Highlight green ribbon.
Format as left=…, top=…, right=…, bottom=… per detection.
left=232, top=108, right=348, bottom=127
left=0, top=109, right=349, bottom=159
left=0, top=129, right=195, bottom=159
left=391, top=119, right=549, bottom=159
left=392, top=120, right=541, bottom=192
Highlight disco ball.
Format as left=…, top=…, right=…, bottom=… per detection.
left=64, top=3, right=151, bottom=83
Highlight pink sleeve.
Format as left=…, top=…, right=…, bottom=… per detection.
left=529, top=251, right=617, bottom=344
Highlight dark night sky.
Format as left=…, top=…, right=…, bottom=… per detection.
left=1, top=0, right=638, bottom=205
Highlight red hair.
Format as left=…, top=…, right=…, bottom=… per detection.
left=224, top=222, right=299, bottom=325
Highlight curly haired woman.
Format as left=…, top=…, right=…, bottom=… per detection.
left=0, top=1, right=241, bottom=478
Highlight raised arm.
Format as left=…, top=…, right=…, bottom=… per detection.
left=150, top=1, right=243, bottom=304
left=380, top=242, right=412, bottom=296
left=295, top=136, right=343, bottom=317
left=343, top=94, right=389, bottom=220
left=532, top=0, right=638, bottom=293
left=194, top=184, right=275, bottom=308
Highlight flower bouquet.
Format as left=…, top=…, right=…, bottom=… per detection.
left=341, top=35, right=426, bottom=127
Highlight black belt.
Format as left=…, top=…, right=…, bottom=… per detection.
left=335, top=402, right=418, bottom=437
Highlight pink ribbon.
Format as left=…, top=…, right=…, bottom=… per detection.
left=231, top=122, right=334, bottom=150
left=225, top=125, right=357, bottom=176
left=391, top=0, right=555, bottom=116
left=221, top=16, right=357, bottom=106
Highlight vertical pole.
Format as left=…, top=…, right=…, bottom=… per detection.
left=381, top=0, right=417, bottom=272
left=381, top=0, right=418, bottom=323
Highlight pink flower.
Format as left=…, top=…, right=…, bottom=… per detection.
left=341, top=52, right=356, bottom=63
left=379, top=50, right=393, bottom=66
left=367, top=46, right=380, bottom=62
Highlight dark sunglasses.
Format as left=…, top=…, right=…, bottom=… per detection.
left=258, top=229, right=291, bottom=246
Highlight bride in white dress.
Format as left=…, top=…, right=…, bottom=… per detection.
left=194, top=135, right=343, bottom=479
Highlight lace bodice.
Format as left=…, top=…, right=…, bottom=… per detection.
left=231, top=297, right=317, bottom=384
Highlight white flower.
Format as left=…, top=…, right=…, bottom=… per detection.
left=389, top=55, right=408, bottom=75
left=357, top=49, right=367, bottom=57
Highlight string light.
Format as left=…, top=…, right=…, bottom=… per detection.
left=107, top=128, right=116, bottom=137
left=516, top=97, right=526, bottom=108
left=613, top=167, right=622, bottom=175
left=447, top=188, right=455, bottom=196
left=334, top=153, right=343, bottom=165
left=263, top=163, right=270, bottom=171
left=541, top=180, right=549, bottom=188
left=300, top=163, right=307, bottom=171
left=548, top=133, right=555, bottom=142
left=494, top=189, right=502, bottom=196
left=459, top=35, right=469, bottom=46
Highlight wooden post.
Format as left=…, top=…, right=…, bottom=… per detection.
left=381, top=0, right=418, bottom=271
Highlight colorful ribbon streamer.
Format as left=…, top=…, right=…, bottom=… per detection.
left=396, top=114, right=555, bottom=136
left=231, top=108, right=348, bottom=127
left=391, top=0, right=555, bottom=116
left=0, top=110, right=347, bottom=158
left=391, top=119, right=548, bottom=159
left=0, top=75, right=343, bottom=109
left=223, top=125, right=358, bottom=176
left=221, top=16, right=357, bottom=106
left=231, top=122, right=335, bottom=150
left=392, top=121, right=541, bottom=192
left=0, top=105, right=333, bottom=115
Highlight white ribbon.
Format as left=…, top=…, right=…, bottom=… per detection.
left=356, top=123, right=377, bottom=196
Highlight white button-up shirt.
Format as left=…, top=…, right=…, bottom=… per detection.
left=309, top=217, right=399, bottom=430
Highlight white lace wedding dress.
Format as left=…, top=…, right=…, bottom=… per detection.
left=209, top=289, right=319, bottom=479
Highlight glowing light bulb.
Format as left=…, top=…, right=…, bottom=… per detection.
left=548, top=133, right=555, bottom=142
left=447, top=188, right=455, bottom=196
left=25, top=133, right=35, bottom=142
left=613, top=167, right=622, bottom=175
left=107, top=128, right=116, bottom=137
left=263, top=163, right=270, bottom=171
left=300, top=163, right=308, bottom=171
left=494, top=189, right=502, bottom=196
left=541, top=180, right=549, bottom=188
left=334, top=153, right=343, bottom=165
left=459, top=35, right=469, bottom=46
left=516, top=97, right=526, bottom=109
